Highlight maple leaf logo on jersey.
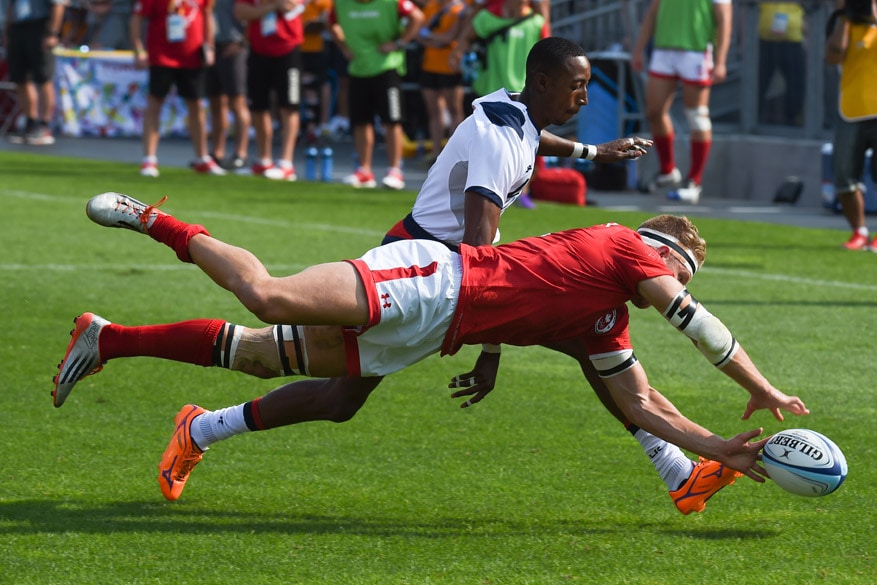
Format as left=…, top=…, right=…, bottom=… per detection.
left=594, top=310, right=617, bottom=334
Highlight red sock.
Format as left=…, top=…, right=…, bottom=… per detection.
left=148, top=215, right=211, bottom=263
left=688, top=139, right=711, bottom=185
left=653, top=133, right=675, bottom=175
left=99, top=319, right=225, bottom=366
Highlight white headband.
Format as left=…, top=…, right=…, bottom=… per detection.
left=637, top=228, right=700, bottom=275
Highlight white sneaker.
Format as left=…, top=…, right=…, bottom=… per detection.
left=140, top=162, right=160, bottom=177
left=649, top=168, right=682, bottom=191
left=263, top=165, right=297, bottom=181
left=667, top=180, right=702, bottom=204
left=52, top=312, right=110, bottom=407
left=86, top=192, right=168, bottom=233
left=381, top=168, right=405, bottom=190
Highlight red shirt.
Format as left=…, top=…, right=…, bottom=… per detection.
left=441, top=224, right=673, bottom=355
left=134, top=0, right=211, bottom=68
left=237, top=0, right=304, bottom=56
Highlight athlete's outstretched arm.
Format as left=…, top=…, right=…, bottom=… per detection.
left=637, top=274, right=809, bottom=421
left=601, top=361, right=769, bottom=481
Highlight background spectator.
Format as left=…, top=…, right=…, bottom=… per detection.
left=758, top=1, right=806, bottom=126
left=4, top=0, right=68, bottom=145
left=416, top=0, right=466, bottom=164
left=234, top=0, right=304, bottom=181
left=329, top=0, right=424, bottom=190
left=631, top=0, right=733, bottom=204
left=300, top=0, right=333, bottom=145
left=825, top=0, right=877, bottom=250
left=207, top=0, right=250, bottom=171
left=129, top=0, right=225, bottom=176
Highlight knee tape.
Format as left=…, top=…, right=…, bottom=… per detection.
left=685, top=106, right=711, bottom=132
left=273, top=325, right=310, bottom=376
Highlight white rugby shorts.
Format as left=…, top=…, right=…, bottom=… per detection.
left=648, top=47, right=714, bottom=85
left=344, top=239, right=462, bottom=376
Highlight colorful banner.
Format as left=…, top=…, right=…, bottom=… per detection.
left=55, top=48, right=191, bottom=138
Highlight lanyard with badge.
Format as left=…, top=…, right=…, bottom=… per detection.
left=770, top=10, right=789, bottom=37
left=260, top=0, right=304, bottom=36
left=260, top=0, right=278, bottom=36
left=167, top=0, right=188, bottom=42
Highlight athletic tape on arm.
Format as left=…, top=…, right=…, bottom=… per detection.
left=662, top=289, right=739, bottom=368
left=591, top=349, right=638, bottom=378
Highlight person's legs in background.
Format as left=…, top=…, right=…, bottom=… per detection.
left=178, top=67, right=225, bottom=175
left=272, top=49, right=303, bottom=181
left=344, top=74, right=378, bottom=188
left=643, top=75, right=681, bottom=190
left=832, top=117, right=872, bottom=250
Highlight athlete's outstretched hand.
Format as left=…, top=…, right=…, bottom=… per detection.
left=595, top=137, right=653, bottom=163
left=741, top=386, right=810, bottom=422
left=716, top=427, right=770, bottom=482
left=448, top=351, right=501, bottom=408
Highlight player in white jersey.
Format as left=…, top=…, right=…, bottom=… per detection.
left=406, top=89, right=539, bottom=246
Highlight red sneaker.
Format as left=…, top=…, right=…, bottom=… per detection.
left=264, top=165, right=297, bottom=181
left=251, top=162, right=276, bottom=177
left=343, top=167, right=377, bottom=188
left=843, top=232, right=869, bottom=251
left=192, top=158, right=226, bottom=175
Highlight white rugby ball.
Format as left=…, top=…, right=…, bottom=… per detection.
left=762, top=428, right=848, bottom=497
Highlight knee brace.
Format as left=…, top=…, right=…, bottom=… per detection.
left=685, top=106, right=711, bottom=133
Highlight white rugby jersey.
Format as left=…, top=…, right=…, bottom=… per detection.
left=408, top=89, right=541, bottom=246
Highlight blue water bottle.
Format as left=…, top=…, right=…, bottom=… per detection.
left=821, top=142, right=835, bottom=209
left=305, top=147, right=318, bottom=181
left=320, top=147, right=333, bottom=182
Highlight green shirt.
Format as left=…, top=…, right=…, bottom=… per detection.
left=334, top=0, right=407, bottom=78
left=471, top=11, right=544, bottom=97
left=654, top=0, right=717, bottom=52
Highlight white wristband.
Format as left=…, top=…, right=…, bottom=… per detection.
left=584, top=143, right=597, bottom=160
left=481, top=343, right=501, bottom=354
left=573, top=142, right=597, bottom=160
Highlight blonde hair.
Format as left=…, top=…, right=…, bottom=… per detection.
left=637, top=215, right=706, bottom=267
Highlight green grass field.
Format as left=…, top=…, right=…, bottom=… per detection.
left=1, top=151, right=875, bottom=584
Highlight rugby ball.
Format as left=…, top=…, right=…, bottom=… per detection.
left=762, top=428, right=848, bottom=497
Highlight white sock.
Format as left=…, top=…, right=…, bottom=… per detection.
left=190, top=404, right=251, bottom=450
left=632, top=427, right=695, bottom=491
left=856, top=226, right=869, bottom=237
left=143, top=155, right=157, bottom=164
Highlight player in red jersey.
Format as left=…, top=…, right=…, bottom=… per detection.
left=234, top=0, right=306, bottom=180
left=130, top=0, right=225, bottom=177
left=53, top=192, right=809, bottom=502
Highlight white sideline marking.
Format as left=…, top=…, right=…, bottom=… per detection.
left=0, top=188, right=385, bottom=238
left=700, top=267, right=877, bottom=292
left=5, top=188, right=877, bottom=291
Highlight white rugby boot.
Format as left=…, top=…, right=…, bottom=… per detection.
left=86, top=192, right=168, bottom=234
left=53, top=312, right=110, bottom=407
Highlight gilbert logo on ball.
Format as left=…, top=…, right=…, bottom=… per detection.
left=762, top=428, right=848, bottom=497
